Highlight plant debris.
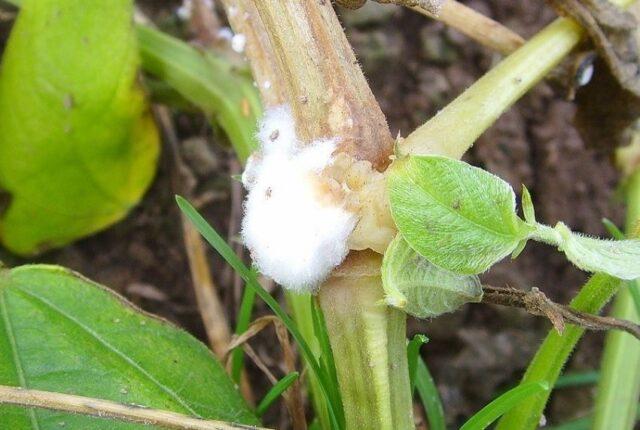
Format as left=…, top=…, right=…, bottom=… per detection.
left=482, top=285, right=640, bottom=339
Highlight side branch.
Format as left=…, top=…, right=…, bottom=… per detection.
left=0, top=385, right=270, bottom=430
left=410, top=0, right=524, bottom=55
left=483, top=285, right=640, bottom=340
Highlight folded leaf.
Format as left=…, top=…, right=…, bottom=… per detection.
left=0, top=0, right=159, bottom=255
left=382, top=234, right=483, bottom=318
left=388, top=156, right=531, bottom=274
left=0, top=265, right=258, bottom=429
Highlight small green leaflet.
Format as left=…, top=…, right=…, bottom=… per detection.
left=388, top=155, right=640, bottom=282
left=544, top=222, right=640, bottom=280
left=381, top=234, right=483, bottom=318
left=388, top=156, right=532, bottom=275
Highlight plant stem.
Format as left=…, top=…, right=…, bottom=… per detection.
left=318, top=252, right=413, bottom=430
left=222, top=2, right=412, bottom=429
left=400, top=0, right=633, bottom=159
left=592, top=169, right=640, bottom=430
left=495, top=274, right=622, bottom=430
left=410, top=0, right=524, bottom=55
left=0, top=385, right=271, bottom=430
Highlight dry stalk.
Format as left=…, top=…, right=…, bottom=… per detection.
left=225, top=316, right=307, bottom=430
left=483, top=285, right=640, bottom=340
left=410, top=0, right=525, bottom=55
left=154, top=106, right=255, bottom=404
left=0, top=385, right=269, bottom=430
left=155, top=106, right=233, bottom=359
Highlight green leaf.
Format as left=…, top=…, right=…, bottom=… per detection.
left=553, top=222, right=640, bottom=280
left=382, top=234, right=483, bottom=318
left=137, top=24, right=261, bottom=162
left=460, top=381, right=550, bottom=430
left=388, top=156, right=531, bottom=275
left=0, top=0, right=159, bottom=256
left=0, top=265, right=258, bottom=429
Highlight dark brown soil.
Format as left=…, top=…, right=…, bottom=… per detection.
left=0, top=0, right=628, bottom=428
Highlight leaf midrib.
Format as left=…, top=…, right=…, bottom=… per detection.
left=0, top=289, right=41, bottom=429
left=15, top=286, right=200, bottom=417
left=403, top=161, right=519, bottom=242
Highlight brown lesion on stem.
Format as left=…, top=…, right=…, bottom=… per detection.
left=246, top=0, right=394, bottom=169
left=482, top=285, right=640, bottom=340
left=218, top=0, right=286, bottom=107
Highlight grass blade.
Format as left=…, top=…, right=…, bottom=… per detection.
left=176, top=196, right=344, bottom=430
left=593, top=170, right=640, bottom=430
left=461, top=381, right=550, bottom=430
left=310, top=298, right=341, bottom=406
left=256, top=372, right=299, bottom=416
left=602, top=218, right=625, bottom=240
left=415, top=358, right=446, bottom=430
left=231, top=283, right=257, bottom=383
left=554, top=371, right=599, bottom=389
left=407, top=334, right=429, bottom=392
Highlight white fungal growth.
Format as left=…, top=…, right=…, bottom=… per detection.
left=241, top=106, right=357, bottom=292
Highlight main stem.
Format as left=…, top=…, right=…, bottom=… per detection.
left=318, top=252, right=413, bottom=430
left=222, top=2, right=408, bottom=429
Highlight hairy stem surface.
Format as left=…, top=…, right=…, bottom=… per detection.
left=318, top=252, right=413, bottom=430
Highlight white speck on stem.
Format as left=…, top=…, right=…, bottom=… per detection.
left=231, top=34, right=246, bottom=53
left=216, top=27, right=234, bottom=42
left=241, top=106, right=356, bottom=292
left=176, top=0, right=192, bottom=20
left=577, top=63, right=594, bottom=87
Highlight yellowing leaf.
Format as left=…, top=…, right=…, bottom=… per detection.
left=0, top=0, right=159, bottom=255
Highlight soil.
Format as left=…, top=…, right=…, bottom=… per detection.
left=0, top=0, right=630, bottom=428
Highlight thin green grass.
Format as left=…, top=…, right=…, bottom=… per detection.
left=407, top=334, right=428, bottom=392
left=257, top=372, right=300, bottom=416
left=461, top=381, right=549, bottom=430
left=232, top=284, right=257, bottom=383
left=414, top=357, right=446, bottom=430
left=310, top=297, right=342, bottom=407
left=176, top=196, right=344, bottom=430
left=554, top=371, right=599, bottom=389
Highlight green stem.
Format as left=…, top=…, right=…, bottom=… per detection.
left=318, top=253, right=413, bottom=430
left=495, top=273, right=623, bottom=430
left=593, top=169, right=640, bottom=430
left=400, top=0, right=633, bottom=159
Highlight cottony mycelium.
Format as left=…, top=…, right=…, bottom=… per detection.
left=241, top=105, right=395, bottom=292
